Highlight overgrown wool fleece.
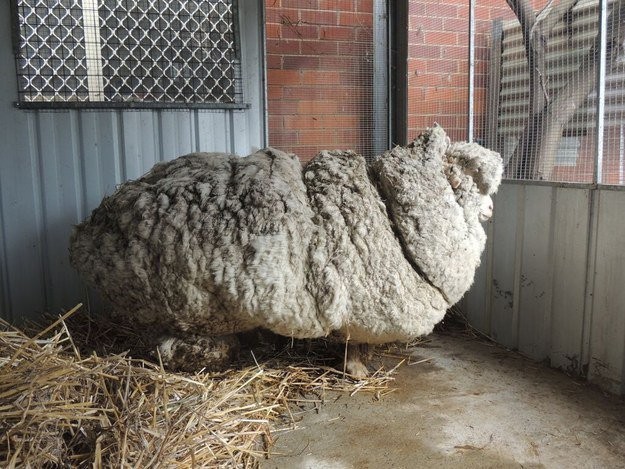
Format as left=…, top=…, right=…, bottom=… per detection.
left=70, top=126, right=502, bottom=355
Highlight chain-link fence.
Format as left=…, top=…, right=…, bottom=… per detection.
left=13, top=0, right=243, bottom=107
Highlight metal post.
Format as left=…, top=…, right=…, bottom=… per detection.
left=373, top=0, right=390, bottom=154
left=468, top=0, right=475, bottom=142
left=259, top=0, right=269, bottom=149
left=618, top=124, right=625, bottom=184
left=390, top=0, right=408, bottom=146
left=595, top=0, right=608, bottom=185
left=387, top=0, right=393, bottom=149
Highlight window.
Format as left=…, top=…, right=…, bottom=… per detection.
left=12, top=0, right=245, bottom=109
left=554, top=136, right=581, bottom=167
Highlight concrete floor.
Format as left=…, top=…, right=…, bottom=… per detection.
left=263, top=333, right=625, bottom=469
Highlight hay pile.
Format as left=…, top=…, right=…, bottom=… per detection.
left=0, top=305, right=403, bottom=467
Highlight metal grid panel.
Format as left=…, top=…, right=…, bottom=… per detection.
left=493, top=0, right=601, bottom=182
left=13, top=0, right=243, bottom=106
left=602, top=1, right=625, bottom=184
left=482, top=0, right=625, bottom=184
left=15, top=0, right=90, bottom=101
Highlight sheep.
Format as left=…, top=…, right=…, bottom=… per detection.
left=69, top=125, right=502, bottom=377
left=443, top=140, right=503, bottom=222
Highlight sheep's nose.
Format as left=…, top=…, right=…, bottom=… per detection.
left=479, top=202, right=493, bottom=222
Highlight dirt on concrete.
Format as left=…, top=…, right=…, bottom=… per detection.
left=262, top=333, right=625, bottom=469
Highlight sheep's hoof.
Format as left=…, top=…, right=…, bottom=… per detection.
left=345, top=359, right=369, bottom=379
left=345, top=343, right=369, bottom=379
left=157, top=334, right=239, bottom=372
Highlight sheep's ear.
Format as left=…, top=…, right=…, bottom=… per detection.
left=450, top=175, right=461, bottom=189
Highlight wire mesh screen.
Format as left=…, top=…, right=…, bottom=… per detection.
left=602, top=0, right=625, bottom=184
left=410, top=0, right=625, bottom=184
left=479, top=0, right=625, bottom=183
left=488, top=0, right=604, bottom=182
left=13, top=0, right=243, bottom=107
left=407, top=2, right=472, bottom=144
left=15, top=0, right=89, bottom=101
left=264, top=4, right=386, bottom=162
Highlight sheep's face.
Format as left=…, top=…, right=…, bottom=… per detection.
left=443, top=162, right=495, bottom=222
left=479, top=194, right=494, bottom=222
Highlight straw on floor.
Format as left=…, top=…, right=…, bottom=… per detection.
left=0, top=304, right=404, bottom=468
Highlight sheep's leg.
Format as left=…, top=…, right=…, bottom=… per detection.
left=345, top=343, right=369, bottom=379
left=157, top=333, right=240, bottom=372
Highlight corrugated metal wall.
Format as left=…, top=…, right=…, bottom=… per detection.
left=463, top=182, right=625, bottom=395
left=0, top=0, right=266, bottom=323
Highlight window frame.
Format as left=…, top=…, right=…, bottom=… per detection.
left=10, top=0, right=249, bottom=111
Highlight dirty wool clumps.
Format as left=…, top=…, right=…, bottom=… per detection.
left=371, top=126, right=502, bottom=305
left=70, top=125, right=503, bottom=370
left=70, top=149, right=319, bottom=339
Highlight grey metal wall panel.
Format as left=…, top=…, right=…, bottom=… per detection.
left=36, top=112, right=85, bottom=314
left=120, top=111, right=159, bottom=179
left=463, top=247, right=489, bottom=332
left=233, top=111, right=252, bottom=156
left=518, top=186, right=554, bottom=361
left=197, top=111, right=230, bottom=153
left=549, top=187, right=590, bottom=373
left=0, top=0, right=266, bottom=322
left=159, top=111, right=195, bottom=160
left=0, top=191, right=9, bottom=318
left=463, top=218, right=496, bottom=334
left=0, top=109, right=47, bottom=322
left=589, top=190, right=625, bottom=394
left=464, top=182, right=625, bottom=395
left=79, top=113, right=124, bottom=211
left=238, top=0, right=266, bottom=155
left=489, top=185, right=523, bottom=348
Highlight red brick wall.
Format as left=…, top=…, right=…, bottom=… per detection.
left=407, top=0, right=514, bottom=144
left=599, top=127, right=625, bottom=185
left=264, top=0, right=510, bottom=158
left=264, top=1, right=619, bottom=183
left=551, top=132, right=596, bottom=183
left=264, top=0, right=374, bottom=162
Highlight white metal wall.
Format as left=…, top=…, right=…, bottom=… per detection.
left=0, top=0, right=266, bottom=323
left=463, top=182, right=625, bottom=395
